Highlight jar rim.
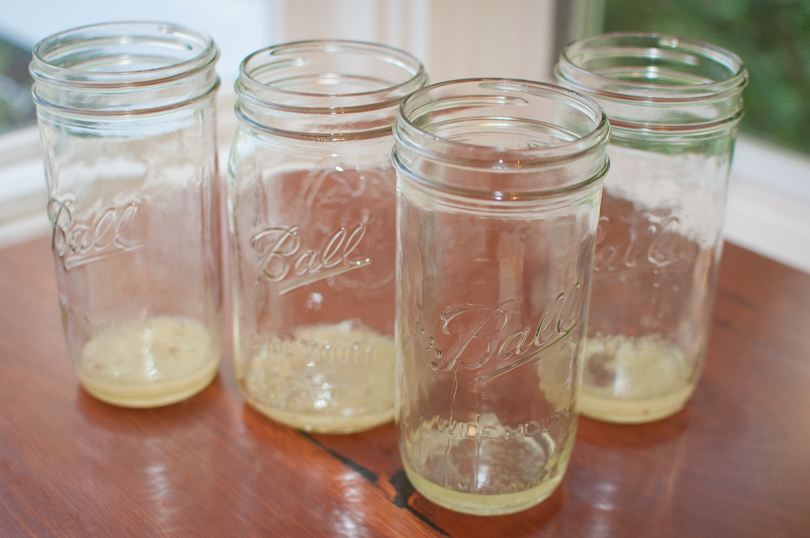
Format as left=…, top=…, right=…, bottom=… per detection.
left=395, top=78, right=610, bottom=170
left=236, top=39, right=427, bottom=113
left=555, top=32, right=747, bottom=104
left=30, top=21, right=219, bottom=89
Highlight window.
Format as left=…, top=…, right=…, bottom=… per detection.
left=0, top=0, right=807, bottom=272
left=595, top=0, right=810, bottom=272
left=601, top=0, right=810, bottom=157
left=0, top=37, right=35, bottom=134
left=0, top=0, right=271, bottom=247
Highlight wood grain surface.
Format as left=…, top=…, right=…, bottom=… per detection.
left=1, top=237, right=808, bottom=537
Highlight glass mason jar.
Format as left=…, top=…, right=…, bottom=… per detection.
left=394, top=79, right=609, bottom=515
left=228, top=41, right=427, bottom=433
left=31, top=22, right=223, bottom=408
left=555, top=33, right=748, bottom=423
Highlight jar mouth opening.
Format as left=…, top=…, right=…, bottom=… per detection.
left=556, top=32, right=747, bottom=103
left=30, top=21, right=219, bottom=89
left=395, top=78, right=609, bottom=169
left=236, top=40, right=427, bottom=113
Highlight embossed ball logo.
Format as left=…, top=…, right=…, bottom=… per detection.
left=48, top=196, right=144, bottom=270
left=251, top=224, right=371, bottom=294
left=428, top=281, right=584, bottom=384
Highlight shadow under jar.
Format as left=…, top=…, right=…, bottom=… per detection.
left=30, top=22, right=223, bottom=407
left=228, top=40, right=427, bottom=433
left=555, top=33, right=748, bottom=423
left=394, top=79, right=609, bottom=515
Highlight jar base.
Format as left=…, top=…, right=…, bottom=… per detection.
left=77, top=359, right=219, bottom=408
left=75, top=316, right=221, bottom=408
left=245, top=399, right=393, bottom=434
left=238, top=323, right=395, bottom=433
left=578, top=383, right=696, bottom=424
left=402, top=461, right=562, bottom=516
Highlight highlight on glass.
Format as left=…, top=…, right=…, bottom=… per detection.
left=31, top=22, right=223, bottom=407
left=393, top=78, right=609, bottom=514
left=228, top=40, right=427, bottom=433
left=555, top=33, right=748, bottom=423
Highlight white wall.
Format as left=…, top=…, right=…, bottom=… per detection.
left=0, top=0, right=272, bottom=86
left=269, top=0, right=557, bottom=83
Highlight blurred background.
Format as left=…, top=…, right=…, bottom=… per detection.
left=0, top=0, right=808, bottom=271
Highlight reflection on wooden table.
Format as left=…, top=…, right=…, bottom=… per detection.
left=0, top=238, right=808, bottom=537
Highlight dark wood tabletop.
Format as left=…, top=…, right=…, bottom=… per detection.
left=1, top=236, right=808, bottom=538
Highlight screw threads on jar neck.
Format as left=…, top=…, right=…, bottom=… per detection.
left=234, top=40, right=427, bottom=140
left=393, top=78, right=610, bottom=199
left=30, top=22, right=220, bottom=116
left=554, top=33, right=748, bottom=133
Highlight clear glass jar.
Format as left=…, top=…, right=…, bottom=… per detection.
left=31, top=22, right=223, bottom=408
left=228, top=40, right=427, bottom=433
left=394, top=79, right=609, bottom=515
left=555, top=33, right=748, bottom=423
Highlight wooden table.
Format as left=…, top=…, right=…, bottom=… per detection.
left=1, top=236, right=808, bottom=537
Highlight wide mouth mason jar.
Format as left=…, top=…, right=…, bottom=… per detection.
left=228, top=40, right=426, bottom=433
left=393, top=79, right=609, bottom=515
left=31, top=22, right=223, bottom=407
left=555, top=33, right=748, bottom=423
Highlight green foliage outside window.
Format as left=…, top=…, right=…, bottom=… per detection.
left=602, top=0, right=810, bottom=155
left=0, top=38, right=35, bottom=134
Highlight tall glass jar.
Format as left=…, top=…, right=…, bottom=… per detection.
left=394, top=79, right=609, bottom=515
left=555, top=33, right=748, bottom=423
left=31, top=22, right=223, bottom=407
left=228, top=41, right=427, bottom=433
